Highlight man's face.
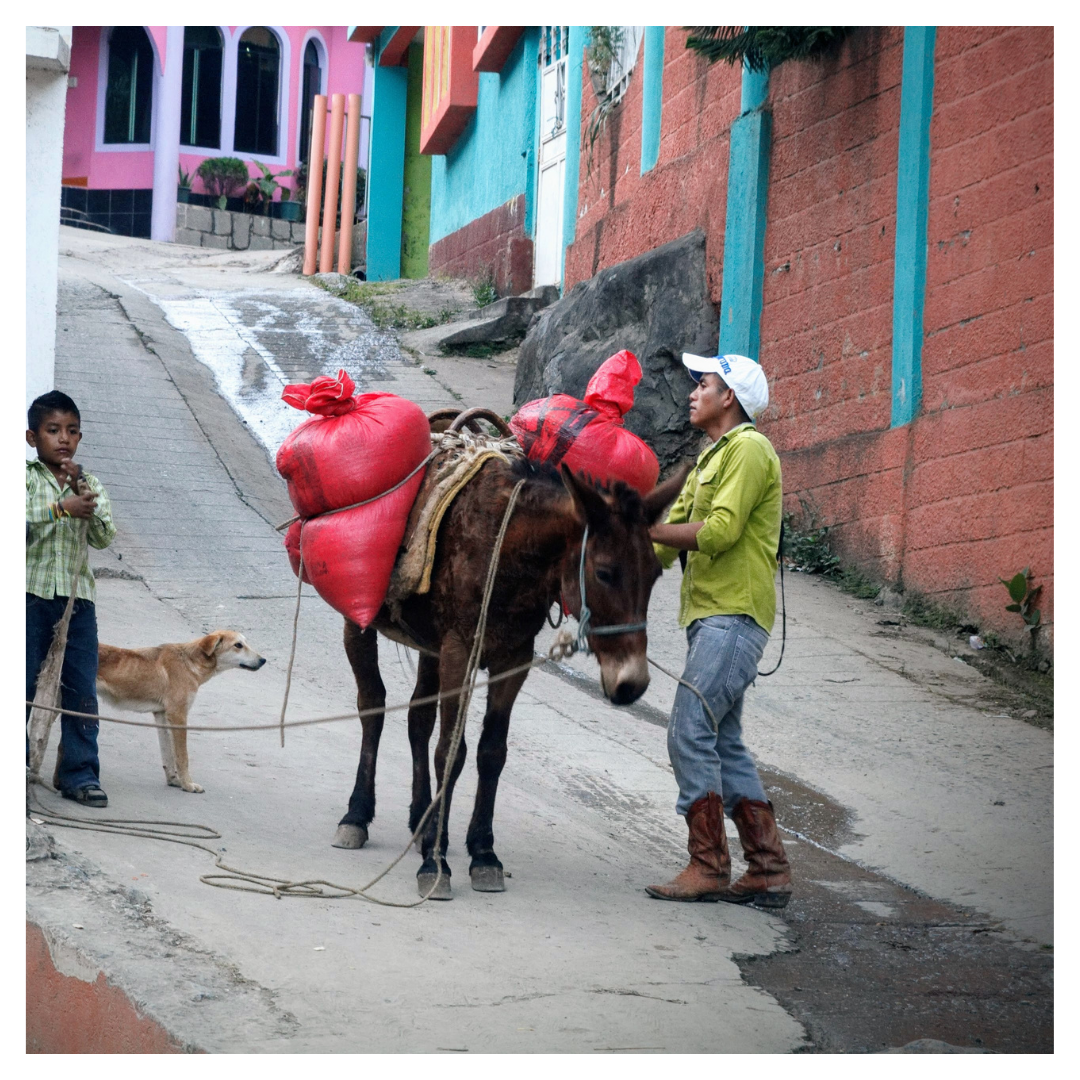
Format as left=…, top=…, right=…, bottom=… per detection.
left=27, top=410, right=82, bottom=470
left=688, top=373, right=733, bottom=431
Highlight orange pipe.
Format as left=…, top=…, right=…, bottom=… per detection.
left=302, top=96, right=327, bottom=276
left=320, top=94, right=346, bottom=274
left=337, top=94, right=362, bottom=275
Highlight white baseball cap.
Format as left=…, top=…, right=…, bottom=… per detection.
left=682, top=353, right=769, bottom=421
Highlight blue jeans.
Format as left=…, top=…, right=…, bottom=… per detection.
left=668, top=614, right=769, bottom=816
left=26, top=594, right=101, bottom=793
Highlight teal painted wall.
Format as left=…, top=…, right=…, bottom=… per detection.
left=428, top=30, right=539, bottom=245
left=560, top=25, right=587, bottom=287
left=640, top=26, right=664, bottom=174
left=366, top=29, right=408, bottom=281
left=891, top=26, right=936, bottom=427
left=718, top=63, right=772, bottom=361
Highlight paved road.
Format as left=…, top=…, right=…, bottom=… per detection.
left=26, top=229, right=1053, bottom=1053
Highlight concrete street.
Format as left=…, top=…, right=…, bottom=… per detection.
left=26, top=228, right=1052, bottom=1053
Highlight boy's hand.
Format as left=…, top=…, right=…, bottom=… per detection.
left=58, top=459, right=83, bottom=488
left=60, top=491, right=98, bottom=519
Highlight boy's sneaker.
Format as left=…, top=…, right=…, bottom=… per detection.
left=62, top=786, right=108, bottom=808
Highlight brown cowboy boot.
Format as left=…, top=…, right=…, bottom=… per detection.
left=646, top=792, right=730, bottom=901
left=720, top=798, right=792, bottom=909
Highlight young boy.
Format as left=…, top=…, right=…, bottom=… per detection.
left=26, top=390, right=116, bottom=807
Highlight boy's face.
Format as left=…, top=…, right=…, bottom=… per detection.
left=27, top=410, right=82, bottom=469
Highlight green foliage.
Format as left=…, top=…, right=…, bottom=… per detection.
left=901, top=591, right=964, bottom=632
left=1000, top=567, right=1043, bottom=646
left=251, top=160, right=294, bottom=213
left=177, top=164, right=192, bottom=189
left=582, top=26, right=626, bottom=176
left=472, top=271, right=498, bottom=308
left=783, top=512, right=841, bottom=577
left=684, top=27, right=852, bottom=72
left=314, top=278, right=437, bottom=330
left=195, top=156, right=249, bottom=199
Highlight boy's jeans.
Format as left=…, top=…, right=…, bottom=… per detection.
left=668, top=613, right=770, bottom=816
left=26, top=594, right=101, bottom=793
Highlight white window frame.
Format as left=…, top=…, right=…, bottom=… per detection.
left=295, top=30, right=328, bottom=165
left=95, top=25, right=158, bottom=153
left=605, top=26, right=644, bottom=105
left=223, top=25, right=292, bottom=166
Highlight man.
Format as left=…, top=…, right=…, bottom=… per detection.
left=647, top=353, right=791, bottom=908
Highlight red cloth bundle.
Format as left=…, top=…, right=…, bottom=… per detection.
left=276, top=370, right=430, bottom=627
left=509, top=350, right=660, bottom=494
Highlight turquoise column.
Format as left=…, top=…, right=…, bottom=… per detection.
left=718, top=63, right=772, bottom=360
left=559, top=25, right=587, bottom=288
left=522, top=28, right=541, bottom=238
left=365, top=30, right=408, bottom=281
left=640, top=27, right=664, bottom=174
left=891, top=27, right=936, bottom=427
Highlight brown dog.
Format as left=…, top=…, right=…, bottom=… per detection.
left=86, top=631, right=266, bottom=793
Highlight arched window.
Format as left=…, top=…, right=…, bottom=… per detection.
left=181, top=27, right=223, bottom=148
left=104, top=27, right=153, bottom=144
left=298, top=39, right=323, bottom=163
left=234, top=27, right=280, bottom=156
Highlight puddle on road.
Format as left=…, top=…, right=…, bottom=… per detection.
left=127, top=283, right=401, bottom=459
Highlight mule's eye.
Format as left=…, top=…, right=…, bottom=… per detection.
left=595, top=566, right=617, bottom=586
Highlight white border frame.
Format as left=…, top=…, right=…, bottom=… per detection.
left=95, top=25, right=158, bottom=153
left=295, top=30, right=328, bottom=164
left=222, top=25, right=292, bottom=165
left=178, top=25, right=230, bottom=155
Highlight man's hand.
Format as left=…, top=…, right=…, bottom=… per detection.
left=60, top=490, right=97, bottom=519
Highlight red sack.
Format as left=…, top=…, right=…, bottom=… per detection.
left=510, top=349, right=659, bottom=494
left=276, top=370, right=431, bottom=627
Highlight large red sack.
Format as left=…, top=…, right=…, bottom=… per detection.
left=509, top=349, right=660, bottom=494
left=276, top=370, right=430, bottom=627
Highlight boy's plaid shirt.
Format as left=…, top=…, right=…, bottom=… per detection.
left=26, top=460, right=116, bottom=602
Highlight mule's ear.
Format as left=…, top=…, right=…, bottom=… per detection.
left=642, top=462, right=693, bottom=525
left=560, top=464, right=608, bottom=527
left=200, top=633, right=223, bottom=657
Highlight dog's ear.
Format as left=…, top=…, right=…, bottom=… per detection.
left=200, top=633, right=223, bottom=657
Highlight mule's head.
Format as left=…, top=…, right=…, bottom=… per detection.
left=559, top=465, right=690, bottom=705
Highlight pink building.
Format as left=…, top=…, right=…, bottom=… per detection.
left=60, top=26, right=369, bottom=239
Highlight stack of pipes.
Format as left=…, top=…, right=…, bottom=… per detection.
left=302, top=93, right=362, bottom=276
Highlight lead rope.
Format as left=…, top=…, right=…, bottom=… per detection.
left=31, top=480, right=528, bottom=909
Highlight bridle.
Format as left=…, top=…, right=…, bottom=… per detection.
left=571, top=524, right=648, bottom=655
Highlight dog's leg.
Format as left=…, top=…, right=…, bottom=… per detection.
left=154, top=710, right=183, bottom=789
left=167, top=706, right=203, bottom=793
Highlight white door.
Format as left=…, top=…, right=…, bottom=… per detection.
left=534, top=26, right=568, bottom=288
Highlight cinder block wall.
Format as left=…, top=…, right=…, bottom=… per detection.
left=428, top=194, right=533, bottom=296
left=174, top=204, right=306, bottom=252
left=564, top=27, right=1053, bottom=645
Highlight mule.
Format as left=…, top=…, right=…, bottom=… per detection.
left=332, top=413, right=688, bottom=897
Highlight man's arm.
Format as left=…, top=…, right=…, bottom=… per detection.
left=693, top=439, right=770, bottom=558
left=651, top=477, right=695, bottom=566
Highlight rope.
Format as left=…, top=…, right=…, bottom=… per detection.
left=646, top=656, right=722, bottom=733
left=572, top=524, right=648, bottom=654
left=28, top=480, right=528, bottom=909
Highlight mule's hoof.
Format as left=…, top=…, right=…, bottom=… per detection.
left=331, top=824, right=368, bottom=849
left=417, top=872, right=453, bottom=900
left=470, top=865, right=505, bottom=892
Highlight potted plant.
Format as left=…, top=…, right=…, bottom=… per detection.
left=177, top=165, right=192, bottom=204
left=195, top=156, right=249, bottom=210
left=252, top=159, right=295, bottom=218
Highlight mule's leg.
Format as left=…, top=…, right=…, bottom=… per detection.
left=417, top=635, right=470, bottom=898
left=407, top=652, right=440, bottom=836
left=467, top=653, right=532, bottom=892
left=333, top=621, right=385, bottom=849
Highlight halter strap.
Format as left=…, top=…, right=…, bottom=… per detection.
left=574, top=524, right=648, bottom=655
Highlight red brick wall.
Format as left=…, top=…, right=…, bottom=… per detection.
left=428, top=193, right=533, bottom=296
left=565, top=26, right=1053, bottom=645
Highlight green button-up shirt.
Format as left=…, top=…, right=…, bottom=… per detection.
left=654, top=423, right=782, bottom=633
left=26, top=460, right=116, bottom=602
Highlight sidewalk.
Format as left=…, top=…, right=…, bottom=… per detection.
left=26, top=229, right=1053, bottom=1054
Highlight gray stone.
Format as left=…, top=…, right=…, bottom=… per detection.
left=881, top=1039, right=994, bottom=1054
left=312, top=271, right=350, bottom=295
left=270, top=218, right=291, bottom=241
left=173, top=227, right=202, bottom=248
left=231, top=215, right=251, bottom=250
left=513, top=229, right=718, bottom=468
left=875, top=586, right=904, bottom=611
left=185, top=205, right=213, bottom=232
left=247, top=235, right=274, bottom=251
left=252, top=214, right=271, bottom=237
left=290, top=221, right=307, bottom=244
left=213, top=210, right=232, bottom=236
left=201, top=233, right=229, bottom=250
